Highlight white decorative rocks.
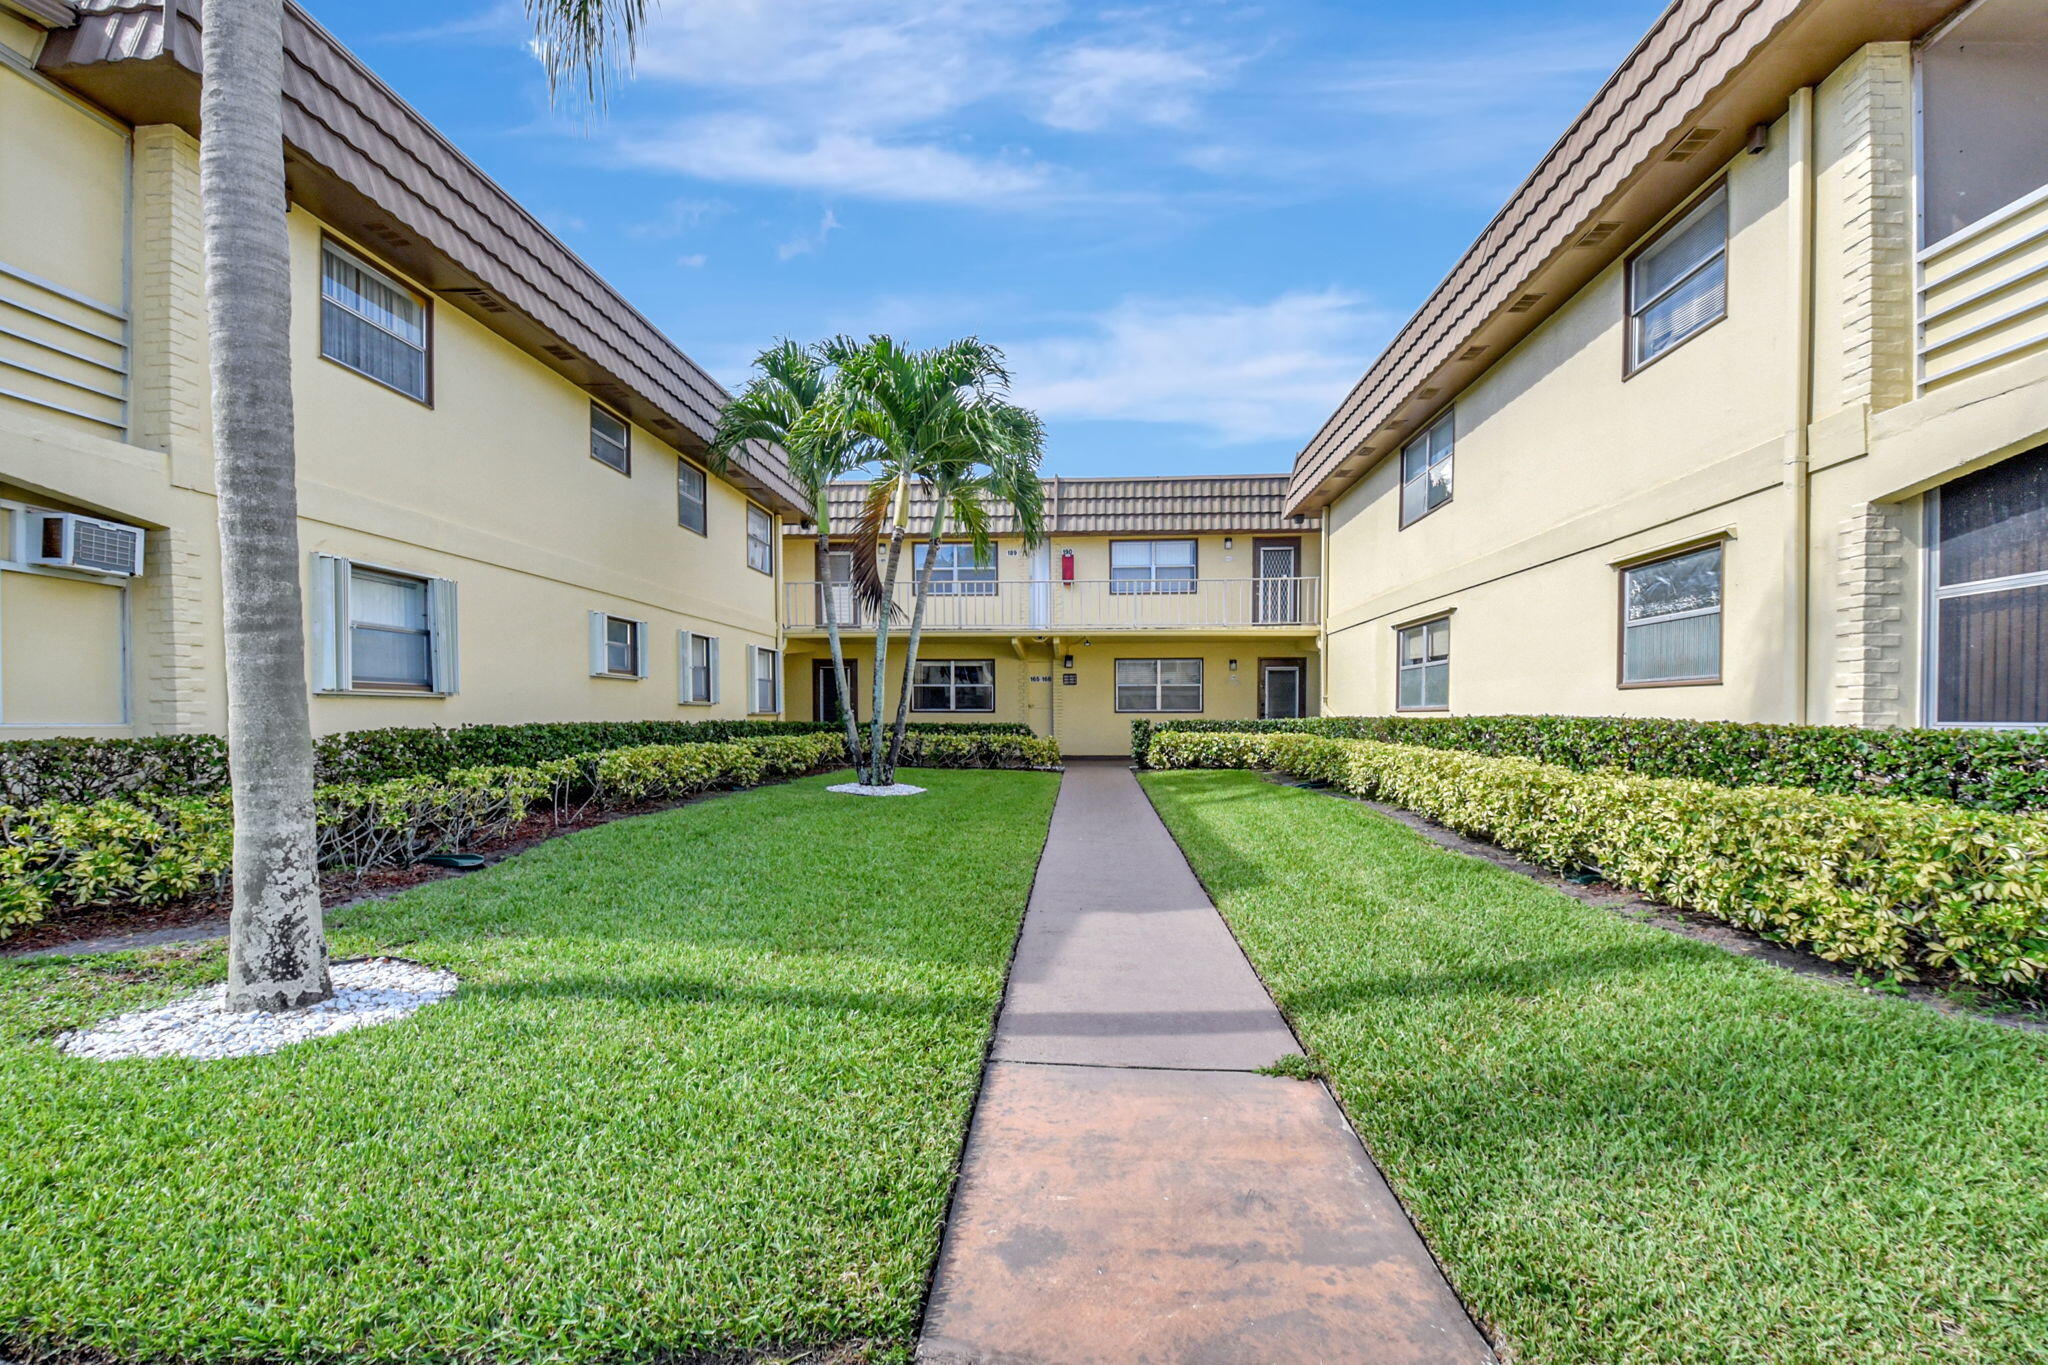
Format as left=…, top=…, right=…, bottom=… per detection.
left=56, top=957, right=458, bottom=1062
left=827, top=782, right=928, bottom=797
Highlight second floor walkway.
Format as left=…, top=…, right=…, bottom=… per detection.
left=783, top=576, right=1321, bottom=634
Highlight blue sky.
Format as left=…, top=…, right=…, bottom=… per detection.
left=319, top=0, right=1668, bottom=478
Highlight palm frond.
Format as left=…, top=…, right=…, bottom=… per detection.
left=525, top=0, right=655, bottom=106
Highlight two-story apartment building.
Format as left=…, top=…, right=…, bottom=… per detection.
left=1295, top=0, right=2048, bottom=731
left=1, top=0, right=804, bottom=739
left=780, top=477, right=1322, bottom=754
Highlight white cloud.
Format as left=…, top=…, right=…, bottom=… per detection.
left=625, top=197, right=732, bottom=239
left=1032, top=42, right=1220, bottom=132
left=677, top=253, right=709, bottom=268
left=1006, top=290, right=1390, bottom=443
left=777, top=210, right=842, bottom=260
left=621, top=116, right=1057, bottom=204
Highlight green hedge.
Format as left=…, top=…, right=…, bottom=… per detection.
left=0, top=719, right=1035, bottom=807
left=1148, top=730, right=2048, bottom=988
left=1132, top=715, right=2048, bottom=813
left=0, top=729, right=1060, bottom=941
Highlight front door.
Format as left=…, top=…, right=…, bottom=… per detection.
left=1260, top=661, right=1303, bottom=719
left=1254, top=541, right=1299, bottom=623
left=813, top=658, right=857, bottom=723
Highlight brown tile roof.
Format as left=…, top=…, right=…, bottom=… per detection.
left=39, top=0, right=805, bottom=515
left=1287, top=0, right=1962, bottom=516
left=796, top=475, right=1317, bottom=537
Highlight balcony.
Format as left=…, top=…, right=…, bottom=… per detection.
left=1918, top=185, right=2048, bottom=392
left=783, top=577, right=1321, bottom=634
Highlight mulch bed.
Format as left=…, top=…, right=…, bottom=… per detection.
left=1, top=788, right=762, bottom=959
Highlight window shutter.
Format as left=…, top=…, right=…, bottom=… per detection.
left=633, top=620, right=650, bottom=678
left=588, top=611, right=607, bottom=676
left=769, top=649, right=782, bottom=713
left=707, top=636, right=721, bottom=705
left=309, top=554, right=351, bottom=691
left=677, top=632, right=692, bottom=705
left=428, top=577, right=459, bottom=694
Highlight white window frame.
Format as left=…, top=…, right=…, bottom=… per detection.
left=318, top=239, right=430, bottom=402
left=1399, top=410, right=1455, bottom=528
left=1395, top=616, right=1450, bottom=712
left=1109, top=539, right=1198, bottom=595
left=678, top=459, right=709, bottom=535
left=911, top=659, right=997, bottom=712
left=310, top=553, right=458, bottom=696
left=678, top=630, right=720, bottom=705
left=589, top=611, right=649, bottom=680
left=1113, top=657, right=1205, bottom=713
left=1619, top=543, right=1724, bottom=688
left=746, top=504, right=775, bottom=575
left=914, top=542, right=999, bottom=596
left=1924, top=481, right=2048, bottom=729
left=590, top=403, right=631, bottom=475
left=748, top=644, right=781, bottom=714
left=1626, top=183, right=1729, bottom=372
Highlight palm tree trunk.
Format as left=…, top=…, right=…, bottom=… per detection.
left=202, top=0, right=330, bottom=1011
left=814, top=530, right=861, bottom=768
left=884, top=502, right=950, bottom=782
left=864, top=476, right=912, bottom=785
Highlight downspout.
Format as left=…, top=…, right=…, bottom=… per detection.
left=1783, top=87, right=1817, bottom=724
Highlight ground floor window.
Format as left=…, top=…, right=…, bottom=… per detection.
left=589, top=612, right=646, bottom=679
left=312, top=553, right=457, bottom=695
left=1115, top=658, right=1203, bottom=712
left=679, top=631, right=719, bottom=704
left=912, top=659, right=995, bottom=711
left=750, top=645, right=781, bottom=714
left=1620, top=543, right=1722, bottom=686
left=1930, top=444, right=2048, bottom=726
left=1396, top=617, right=1449, bottom=711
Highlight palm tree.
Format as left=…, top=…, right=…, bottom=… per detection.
left=883, top=404, right=1044, bottom=782
left=202, top=0, right=648, bottom=1009
left=826, top=337, right=1046, bottom=786
left=710, top=341, right=868, bottom=767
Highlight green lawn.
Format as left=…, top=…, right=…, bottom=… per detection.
left=0, top=768, right=1057, bottom=1365
left=1142, top=769, right=2048, bottom=1365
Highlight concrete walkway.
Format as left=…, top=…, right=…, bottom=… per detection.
left=919, top=761, right=1494, bottom=1365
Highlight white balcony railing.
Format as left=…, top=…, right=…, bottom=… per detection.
left=1917, top=183, right=2048, bottom=391
left=783, top=577, right=1320, bottom=633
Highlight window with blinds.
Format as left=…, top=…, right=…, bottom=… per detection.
left=590, top=404, right=630, bottom=474
left=1930, top=445, right=2048, bottom=726
left=678, top=460, right=708, bottom=534
left=912, top=659, right=995, bottom=711
left=1396, top=617, right=1450, bottom=710
left=915, top=543, right=998, bottom=595
left=1627, top=185, right=1728, bottom=371
left=1620, top=545, right=1722, bottom=685
left=320, top=241, right=429, bottom=401
left=1114, top=658, right=1203, bottom=712
left=1109, top=539, right=1197, bottom=594
left=1400, top=411, right=1454, bottom=527
left=746, top=504, right=774, bottom=575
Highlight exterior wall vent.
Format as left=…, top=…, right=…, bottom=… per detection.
left=449, top=287, right=509, bottom=314
left=1663, top=127, right=1721, bottom=161
left=542, top=343, right=577, bottom=361
left=1507, top=292, right=1545, bottom=313
left=1575, top=221, right=1624, bottom=248
left=359, top=221, right=413, bottom=252
left=31, top=512, right=146, bottom=577
left=1417, top=387, right=1440, bottom=401
left=1458, top=344, right=1489, bottom=361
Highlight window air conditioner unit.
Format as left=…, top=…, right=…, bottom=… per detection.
left=31, top=511, right=146, bottom=577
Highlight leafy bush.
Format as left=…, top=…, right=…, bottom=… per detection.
left=0, top=728, right=1058, bottom=941
left=1148, top=730, right=2048, bottom=988
left=1132, top=715, right=2048, bottom=813
left=0, top=719, right=1034, bottom=806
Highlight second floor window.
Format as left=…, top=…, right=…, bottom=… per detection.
left=590, top=404, right=630, bottom=474
left=678, top=461, right=708, bottom=534
left=1110, top=539, right=1197, bottom=594
left=320, top=241, right=428, bottom=401
left=1628, top=184, right=1727, bottom=370
left=746, top=504, right=774, bottom=575
left=1396, top=617, right=1450, bottom=711
left=1400, top=411, right=1454, bottom=527
left=915, top=542, right=997, bottom=595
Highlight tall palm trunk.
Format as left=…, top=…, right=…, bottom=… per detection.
left=884, top=502, right=950, bottom=783
left=814, top=531, right=861, bottom=766
left=864, top=476, right=912, bottom=785
left=202, top=0, right=330, bottom=1011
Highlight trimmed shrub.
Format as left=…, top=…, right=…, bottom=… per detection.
left=1132, top=714, right=2048, bottom=813
left=1148, top=730, right=2048, bottom=988
left=0, top=735, right=231, bottom=806
left=0, top=728, right=1059, bottom=941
